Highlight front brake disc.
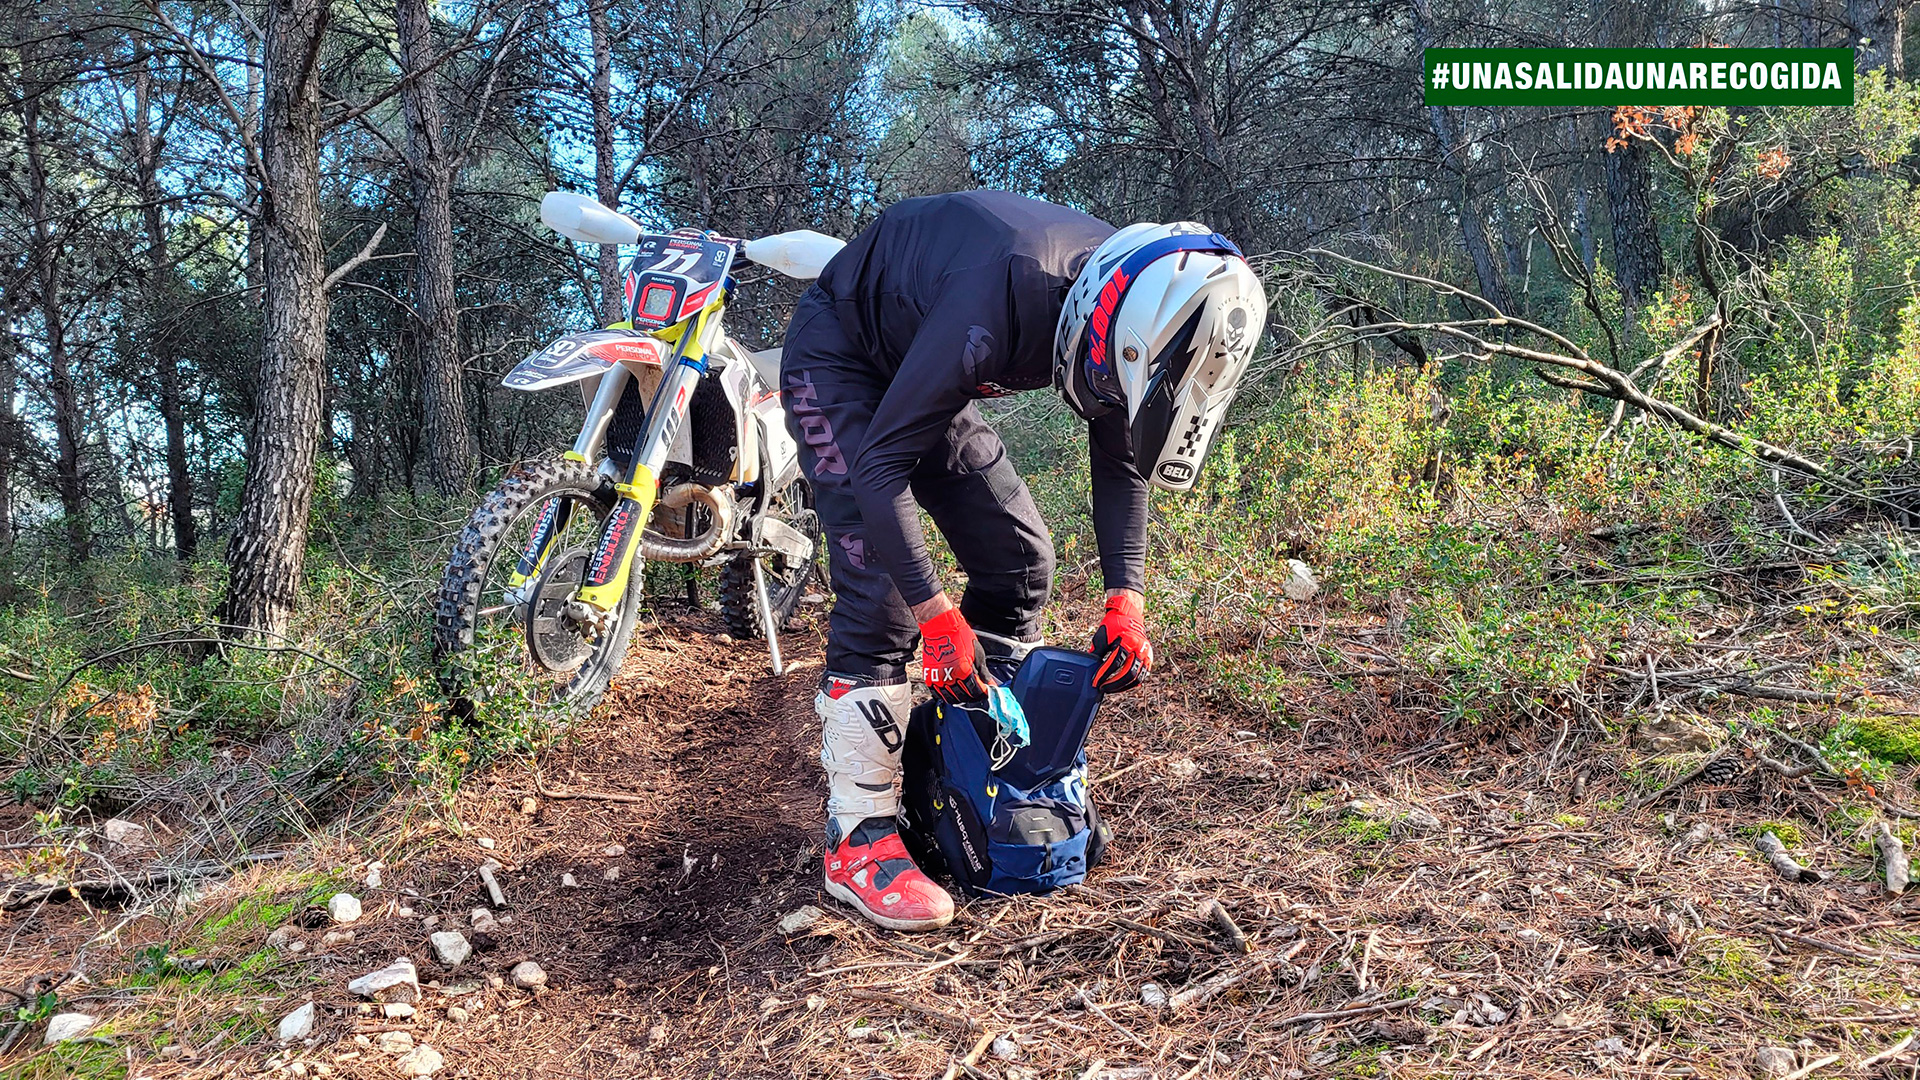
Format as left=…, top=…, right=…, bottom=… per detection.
left=524, top=546, right=595, bottom=673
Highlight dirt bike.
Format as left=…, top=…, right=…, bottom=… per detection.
left=434, top=192, right=845, bottom=712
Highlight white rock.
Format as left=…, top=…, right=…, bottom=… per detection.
left=991, top=1036, right=1021, bottom=1061
left=376, top=1030, right=415, bottom=1054
left=277, top=1002, right=316, bottom=1041
left=103, top=818, right=146, bottom=849
left=777, top=905, right=825, bottom=935
left=429, top=932, right=471, bottom=967
left=267, top=927, right=299, bottom=951
left=348, top=958, right=421, bottom=1003
left=159, top=1044, right=188, bottom=1061
left=322, top=930, right=355, bottom=947
left=365, top=863, right=383, bottom=889
left=1754, top=1047, right=1798, bottom=1079
left=804, top=995, right=825, bottom=1012
left=396, top=906, right=413, bottom=918
left=43, top=1013, right=95, bottom=1044
left=445, top=1006, right=470, bottom=1024
left=603, top=844, right=625, bottom=857
left=396, top=1044, right=444, bottom=1077
left=846, top=1022, right=880, bottom=1043
left=1283, top=559, right=1320, bottom=601
left=1139, top=982, right=1169, bottom=1009
left=468, top=909, right=498, bottom=934
left=560, top=874, right=578, bottom=888
left=383, top=1003, right=415, bottom=1019
left=1394, top=807, right=1444, bottom=836
left=476, top=838, right=495, bottom=850
left=603, top=866, right=622, bottom=882
left=509, top=961, right=547, bottom=989
left=520, top=797, right=538, bottom=815
left=327, top=893, right=363, bottom=924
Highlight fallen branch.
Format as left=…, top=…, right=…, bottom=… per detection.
left=1857, top=1033, right=1915, bottom=1070
left=1873, top=822, right=1910, bottom=894
left=1198, top=899, right=1250, bottom=954
left=1271, top=997, right=1419, bottom=1028
left=940, top=1028, right=998, bottom=1080
left=0, top=853, right=284, bottom=910
left=476, top=860, right=507, bottom=907
left=1169, top=950, right=1300, bottom=1012
left=1112, top=916, right=1224, bottom=954
left=848, top=989, right=980, bottom=1032
left=1754, top=831, right=1825, bottom=883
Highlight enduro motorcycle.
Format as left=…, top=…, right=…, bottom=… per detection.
left=434, top=192, right=844, bottom=711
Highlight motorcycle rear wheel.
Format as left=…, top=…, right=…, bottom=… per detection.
left=434, top=459, right=637, bottom=716
left=719, top=477, right=823, bottom=639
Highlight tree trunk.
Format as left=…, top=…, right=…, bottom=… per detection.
left=0, top=329, right=16, bottom=601
left=219, top=0, right=330, bottom=636
left=397, top=0, right=474, bottom=496
left=1410, top=0, right=1508, bottom=311
left=1601, top=118, right=1665, bottom=310
left=133, top=58, right=198, bottom=560
left=1426, top=104, right=1511, bottom=312
left=20, top=61, right=90, bottom=561
left=1849, top=0, right=1903, bottom=71
left=588, top=0, right=624, bottom=325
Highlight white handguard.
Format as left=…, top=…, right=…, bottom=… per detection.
left=745, top=230, right=846, bottom=280
left=816, top=677, right=913, bottom=838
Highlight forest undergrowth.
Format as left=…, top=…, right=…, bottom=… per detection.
left=1, top=342, right=1917, bottom=1076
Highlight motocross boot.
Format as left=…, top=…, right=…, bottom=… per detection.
left=817, top=674, right=954, bottom=931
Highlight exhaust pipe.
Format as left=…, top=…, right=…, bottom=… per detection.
left=641, top=483, right=736, bottom=562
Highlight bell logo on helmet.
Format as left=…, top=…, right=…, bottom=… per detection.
left=1158, top=460, right=1195, bottom=485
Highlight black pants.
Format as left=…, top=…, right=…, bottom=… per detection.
left=781, top=288, right=1053, bottom=681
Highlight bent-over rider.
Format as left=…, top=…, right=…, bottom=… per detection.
left=780, top=190, right=1267, bottom=930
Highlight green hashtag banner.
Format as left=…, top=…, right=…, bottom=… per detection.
left=1424, top=48, right=1854, bottom=106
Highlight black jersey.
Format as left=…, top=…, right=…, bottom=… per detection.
left=811, top=190, right=1147, bottom=606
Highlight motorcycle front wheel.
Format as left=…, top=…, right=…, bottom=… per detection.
left=434, top=458, right=639, bottom=716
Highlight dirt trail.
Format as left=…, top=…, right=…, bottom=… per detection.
left=5, top=605, right=1918, bottom=1079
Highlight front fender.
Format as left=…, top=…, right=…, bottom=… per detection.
left=502, top=329, right=668, bottom=391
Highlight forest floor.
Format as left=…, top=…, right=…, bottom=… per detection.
left=3, top=600, right=1919, bottom=1080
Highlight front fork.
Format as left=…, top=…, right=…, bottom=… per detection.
left=569, top=306, right=719, bottom=621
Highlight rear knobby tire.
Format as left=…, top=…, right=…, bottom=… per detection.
left=435, top=459, right=626, bottom=715
left=719, top=480, right=822, bottom=639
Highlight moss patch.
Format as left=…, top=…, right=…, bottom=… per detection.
left=1847, top=713, right=1920, bottom=764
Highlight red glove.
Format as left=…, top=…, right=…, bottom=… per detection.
left=1090, top=591, right=1151, bottom=693
left=920, top=607, right=992, bottom=705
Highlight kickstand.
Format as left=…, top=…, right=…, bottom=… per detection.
left=751, top=555, right=785, bottom=676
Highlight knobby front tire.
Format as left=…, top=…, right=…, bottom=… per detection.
left=434, top=458, right=628, bottom=716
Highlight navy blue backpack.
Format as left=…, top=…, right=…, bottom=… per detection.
left=900, top=647, right=1112, bottom=896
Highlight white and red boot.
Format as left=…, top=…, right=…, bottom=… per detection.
left=816, top=675, right=954, bottom=931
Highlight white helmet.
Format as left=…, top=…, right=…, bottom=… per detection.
left=1054, top=222, right=1267, bottom=491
